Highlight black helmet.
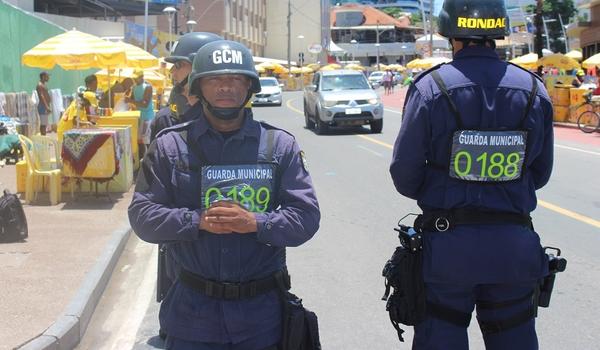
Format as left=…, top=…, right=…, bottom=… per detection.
left=188, top=40, right=260, bottom=120
left=164, top=32, right=223, bottom=64
left=438, top=0, right=509, bottom=40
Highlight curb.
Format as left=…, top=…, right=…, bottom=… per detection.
left=17, top=226, right=132, bottom=350
left=553, top=122, right=579, bottom=129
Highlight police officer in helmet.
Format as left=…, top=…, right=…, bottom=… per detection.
left=390, top=0, right=554, bottom=348
left=129, top=40, right=320, bottom=350
left=150, top=32, right=222, bottom=141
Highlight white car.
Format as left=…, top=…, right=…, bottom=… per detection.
left=368, top=71, right=385, bottom=88
left=252, top=77, right=283, bottom=106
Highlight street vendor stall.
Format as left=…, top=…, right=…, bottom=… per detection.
left=98, top=111, right=140, bottom=170
left=60, top=126, right=134, bottom=194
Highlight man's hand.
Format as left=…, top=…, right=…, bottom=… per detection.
left=199, top=200, right=257, bottom=234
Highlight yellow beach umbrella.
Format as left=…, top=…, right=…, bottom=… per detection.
left=320, top=65, right=337, bottom=71
left=257, top=61, right=277, bottom=70
left=406, top=58, right=422, bottom=69
left=270, top=63, right=288, bottom=74
left=290, top=66, right=303, bottom=74
left=300, top=66, right=314, bottom=73
left=537, top=54, right=580, bottom=70
left=306, top=63, right=320, bottom=71
left=510, top=53, right=539, bottom=69
left=119, top=42, right=159, bottom=69
left=95, top=68, right=168, bottom=90
left=326, top=63, right=342, bottom=69
left=416, top=57, right=452, bottom=69
left=22, top=29, right=126, bottom=70
left=387, top=64, right=405, bottom=71
left=565, top=50, right=583, bottom=61
left=582, top=53, right=600, bottom=69
left=372, top=63, right=388, bottom=70
left=255, top=65, right=266, bottom=73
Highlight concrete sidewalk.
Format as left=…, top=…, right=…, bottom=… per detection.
left=0, top=163, right=134, bottom=350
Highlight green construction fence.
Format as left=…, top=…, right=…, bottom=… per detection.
left=0, top=0, right=95, bottom=95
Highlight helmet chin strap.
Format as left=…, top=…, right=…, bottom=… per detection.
left=202, top=92, right=252, bottom=121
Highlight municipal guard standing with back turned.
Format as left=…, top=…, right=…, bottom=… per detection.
left=389, top=0, right=557, bottom=349
left=129, top=40, right=320, bottom=350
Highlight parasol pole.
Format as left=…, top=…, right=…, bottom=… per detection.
left=108, top=66, right=112, bottom=110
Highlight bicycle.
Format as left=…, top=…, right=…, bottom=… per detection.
left=577, top=93, right=600, bottom=133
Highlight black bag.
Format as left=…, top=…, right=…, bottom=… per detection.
left=280, top=291, right=321, bottom=350
left=0, top=189, right=28, bottom=242
left=381, top=245, right=426, bottom=342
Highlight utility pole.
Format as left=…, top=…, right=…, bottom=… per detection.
left=419, top=0, right=428, bottom=56
left=429, top=0, right=434, bottom=57
left=287, top=0, right=291, bottom=74
left=144, top=0, right=148, bottom=51
left=534, top=0, right=543, bottom=57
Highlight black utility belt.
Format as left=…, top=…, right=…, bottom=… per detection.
left=415, top=209, right=532, bottom=232
left=179, top=269, right=290, bottom=300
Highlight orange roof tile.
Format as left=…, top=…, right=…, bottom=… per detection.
left=330, top=4, right=411, bottom=28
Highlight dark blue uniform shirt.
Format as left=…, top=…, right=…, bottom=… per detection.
left=390, top=46, right=553, bottom=284
left=129, top=110, right=320, bottom=345
left=391, top=46, right=554, bottom=214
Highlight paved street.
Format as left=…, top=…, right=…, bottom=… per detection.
left=78, top=90, right=600, bottom=350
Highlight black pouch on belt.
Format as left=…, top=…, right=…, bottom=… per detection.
left=381, top=224, right=426, bottom=342
left=275, top=272, right=322, bottom=350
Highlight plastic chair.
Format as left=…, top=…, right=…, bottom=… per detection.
left=18, top=135, right=62, bottom=205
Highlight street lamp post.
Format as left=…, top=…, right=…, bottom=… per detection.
left=542, top=17, right=555, bottom=51
left=186, top=20, right=197, bottom=33
left=376, top=21, right=380, bottom=70
left=163, top=6, right=178, bottom=54
left=557, top=14, right=569, bottom=52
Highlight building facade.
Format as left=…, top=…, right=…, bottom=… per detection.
left=580, top=0, right=600, bottom=58
left=263, top=0, right=327, bottom=64
left=156, top=0, right=267, bottom=57
left=330, top=0, right=432, bottom=15
left=330, top=4, right=421, bottom=66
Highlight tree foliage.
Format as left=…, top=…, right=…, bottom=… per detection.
left=526, top=0, right=577, bottom=53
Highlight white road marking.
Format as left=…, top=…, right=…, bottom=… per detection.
left=555, top=144, right=600, bottom=157
left=357, top=145, right=384, bottom=157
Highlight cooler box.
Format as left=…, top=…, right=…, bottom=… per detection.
left=552, top=86, right=570, bottom=106
left=553, top=106, right=569, bottom=122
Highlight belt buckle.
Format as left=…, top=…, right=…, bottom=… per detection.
left=434, top=217, right=450, bottom=232
left=223, top=283, right=241, bottom=299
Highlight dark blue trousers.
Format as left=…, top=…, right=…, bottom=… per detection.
left=165, top=336, right=279, bottom=350
left=412, top=282, right=539, bottom=350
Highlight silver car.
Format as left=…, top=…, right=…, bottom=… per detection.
left=303, top=70, right=384, bottom=134
left=252, top=77, right=283, bottom=106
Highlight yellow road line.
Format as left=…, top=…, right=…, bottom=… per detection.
left=538, top=200, right=600, bottom=229
left=356, top=134, right=394, bottom=149
left=286, top=98, right=304, bottom=115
